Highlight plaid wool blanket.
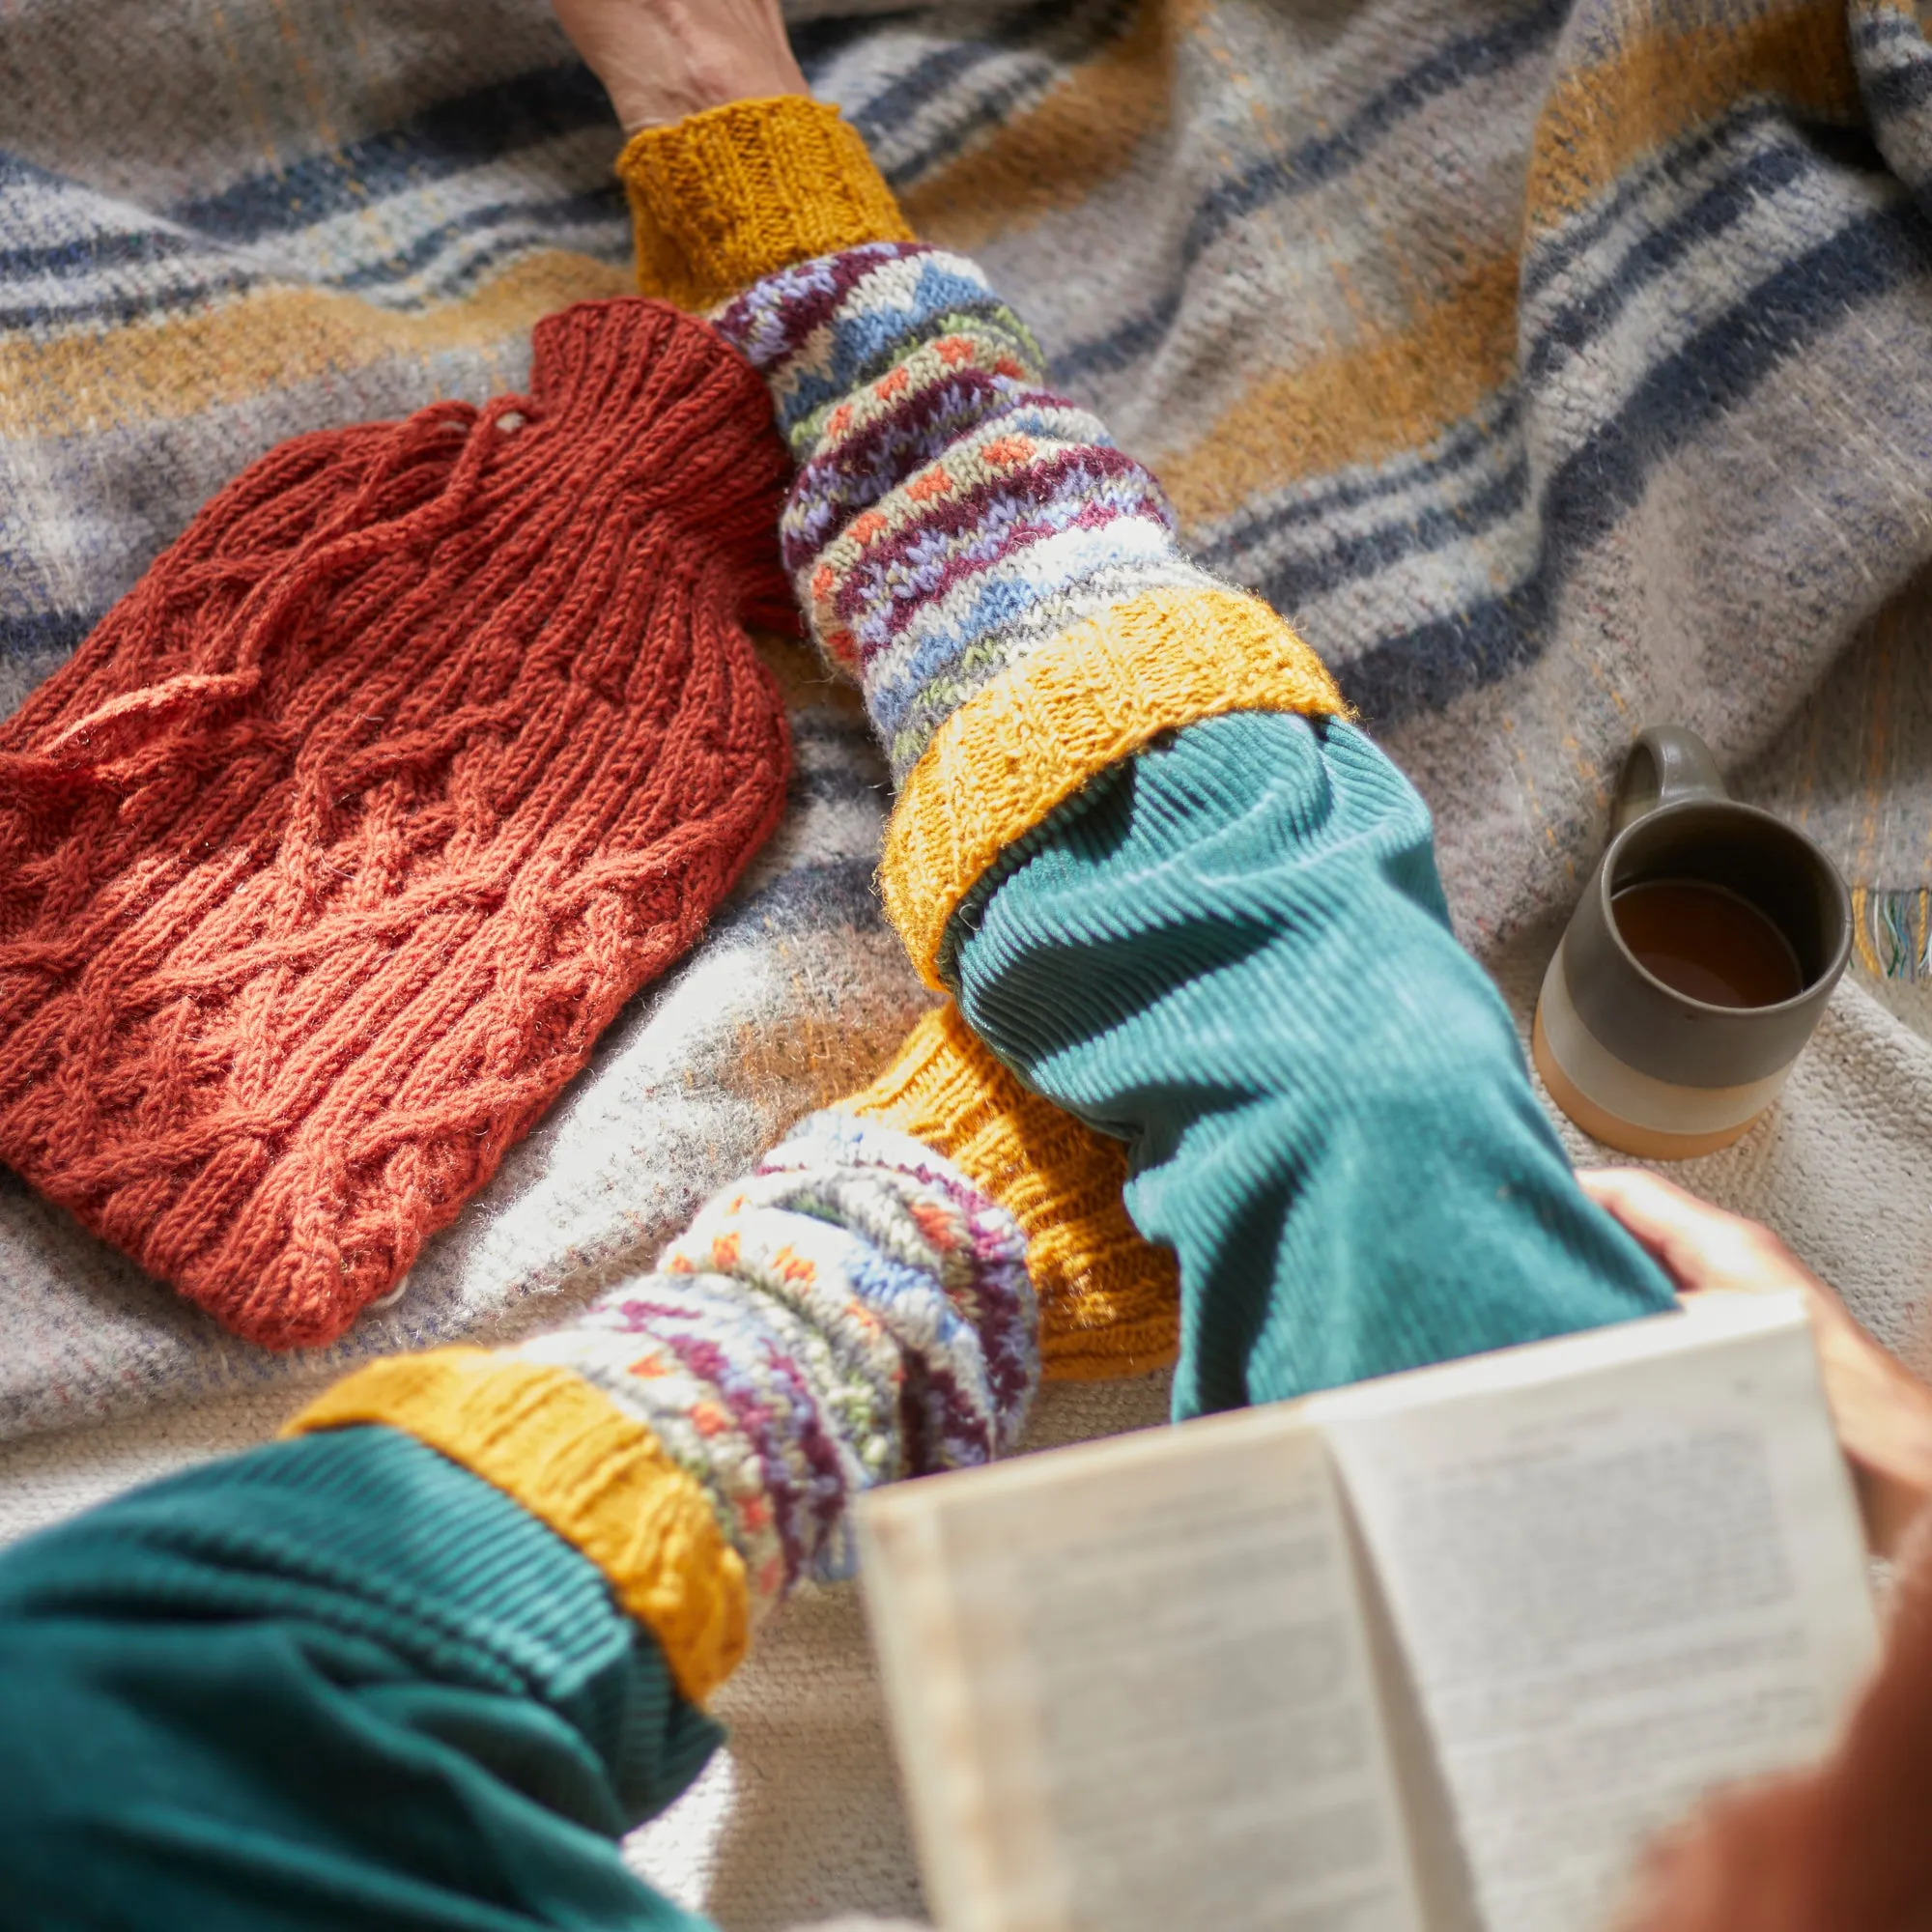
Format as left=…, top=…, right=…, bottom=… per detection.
left=6, top=0, right=1932, bottom=1443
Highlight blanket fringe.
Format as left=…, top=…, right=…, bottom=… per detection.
left=1852, top=887, right=1932, bottom=982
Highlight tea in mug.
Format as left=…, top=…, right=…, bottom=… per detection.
left=1610, top=880, right=1804, bottom=1009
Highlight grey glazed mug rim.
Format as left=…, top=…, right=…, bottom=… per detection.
left=1592, top=796, right=1854, bottom=1018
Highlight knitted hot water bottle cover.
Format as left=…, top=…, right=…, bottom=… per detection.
left=0, top=298, right=795, bottom=1348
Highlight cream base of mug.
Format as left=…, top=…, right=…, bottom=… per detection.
left=1531, top=950, right=1793, bottom=1161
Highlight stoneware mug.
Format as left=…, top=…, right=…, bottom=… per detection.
left=1532, top=725, right=1852, bottom=1160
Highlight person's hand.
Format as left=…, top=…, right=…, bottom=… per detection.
left=1581, top=1167, right=1932, bottom=1558
left=550, top=0, right=807, bottom=133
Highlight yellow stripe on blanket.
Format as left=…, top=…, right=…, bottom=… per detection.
left=901, top=0, right=1173, bottom=255
left=1526, top=0, right=1860, bottom=233
left=1151, top=253, right=1519, bottom=534
left=0, top=250, right=629, bottom=440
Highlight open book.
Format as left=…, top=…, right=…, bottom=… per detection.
left=857, top=1292, right=1878, bottom=1932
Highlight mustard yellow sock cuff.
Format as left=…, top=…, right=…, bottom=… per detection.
left=285, top=1350, right=748, bottom=1704
left=617, top=96, right=915, bottom=310
left=847, top=1004, right=1179, bottom=1379
left=881, top=585, right=1347, bottom=989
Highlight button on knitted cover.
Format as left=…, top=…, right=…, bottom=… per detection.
left=0, top=298, right=795, bottom=1349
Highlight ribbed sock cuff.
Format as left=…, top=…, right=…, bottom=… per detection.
left=285, top=1350, right=748, bottom=1706
left=883, top=584, right=1344, bottom=990
left=618, top=97, right=915, bottom=310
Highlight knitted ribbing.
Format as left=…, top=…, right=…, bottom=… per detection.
left=286, top=1350, right=749, bottom=1705
left=845, top=1003, right=1178, bottom=1379
left=886, top=584, right=1345, bottom=987
left=617, top=99, right=913, bottom=312
left=0, top=298, right=795, bottom=1349
left=292, top=1111, right=1035, bottom=1691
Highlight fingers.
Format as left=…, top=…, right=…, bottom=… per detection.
left=1577, top=1166, right=1806, bottom=1298
left=1576, top=1173, right=1932, bottom=1556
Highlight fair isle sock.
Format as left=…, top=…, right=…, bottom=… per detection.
left=711, top=242, right=1221, bottom=785
left=514, top=1112, right=1035, bottom=1626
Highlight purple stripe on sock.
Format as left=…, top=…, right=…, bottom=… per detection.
left=656, top=1325, right=846, bottom=1589
left=836, top=471, right=1173, bottom=663
left=713, top=242, right=933, bottom=371
left=822, top=444, right=1137, bottom=630
left=781, top=369, right=1049, bottom=571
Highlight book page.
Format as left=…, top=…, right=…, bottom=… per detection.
left=859, top=1410, right=1429, bottom=1932
left=1312, top=1293, right=1879, bottom=1932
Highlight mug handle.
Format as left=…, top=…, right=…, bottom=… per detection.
left=1610, top=725, right=1727, bottom=836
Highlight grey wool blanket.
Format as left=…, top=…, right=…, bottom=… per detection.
left=7, top=0, right=1932, bottom=1921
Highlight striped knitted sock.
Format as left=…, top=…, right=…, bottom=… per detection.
left=291, top=1094, right=1038, bottom=1691
left=512, top=1107, right=1036, bottom=1626
left=611, top=104, right=1326, bottom=1384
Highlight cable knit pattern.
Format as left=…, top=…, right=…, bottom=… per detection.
left=512, top=1111, right=1035, bottom=1630
left=0, top=297, right=795, bottom=1349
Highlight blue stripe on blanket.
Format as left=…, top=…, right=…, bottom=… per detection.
left=813, top=0, right=1133, bottom=187
left=1540, top=199, right=1930, bottom=566
left=0, top=610, right=94, bottom=663
left=707, top=856, right=889, bottom=943
left=168, top=62, right=610, bottom=242
left=1205, top=132, right=1885, bottom=608
left=1334, top=197, right=1932, bottom=725
left=1184, top=0, right=1563, bottom=266
left=1256, top=458, right=1530, bottom=613
left=1863, top=51, right=1932, bottom=118
left=1166, top=104, right=1925, bottom=708
left=1855, top=8, right=1923, bottom=45
left=1052, top=0, right=1561, bottom=380
left=839, top=1, right=1060, bottom=149
left=1524, top=136, right=1827, bottom=384
left=1053, top=290, right=1181, bottom=382
left=0, top=228, right=201, bottom=281
left=1198, top=401, right=1519, bottom=571
left=1338, top=580, right=1547, bottom=722
left=1520, top=102, right=1786, bottom=299
left=0, top=270, right=260, bottom=332
left=325, top=187, right=625, bottom=295
left=875, top=0, right=1140, bottom=187
left=0, top=192, right=623, bottom=329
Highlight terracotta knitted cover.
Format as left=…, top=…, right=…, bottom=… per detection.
left=0, top=298, right=794, bottom=1348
